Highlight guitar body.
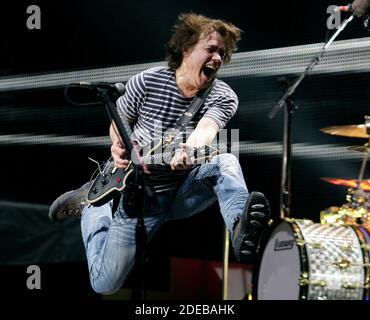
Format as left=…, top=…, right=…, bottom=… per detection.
left=86, top=162, right=135, bottom=206
left=86, top=138, right=162, bottom=207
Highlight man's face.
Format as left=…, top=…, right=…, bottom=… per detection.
left=180, top=31, right=225, bottom=90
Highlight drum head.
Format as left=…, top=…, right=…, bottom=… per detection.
left=257, top=221, right=301, bottom=300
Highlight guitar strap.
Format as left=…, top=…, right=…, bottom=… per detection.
left=163, top=79, right=216, bottom=147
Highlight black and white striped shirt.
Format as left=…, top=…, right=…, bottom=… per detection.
left=116, top=67, right=238, bottom=192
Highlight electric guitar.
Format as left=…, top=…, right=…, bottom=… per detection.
left=86, top=140, right=219, bottom=207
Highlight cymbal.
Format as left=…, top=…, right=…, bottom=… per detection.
left=320, top=124, right=370, bottom=138
left=348, top=144, right=370, bottom=153
left=321, top=177, right=370, bottom=191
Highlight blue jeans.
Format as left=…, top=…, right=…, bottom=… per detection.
left=81, top=153, right=248, bottom=294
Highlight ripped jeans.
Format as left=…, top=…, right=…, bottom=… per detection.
left=80, top=153, right=249, bottom=294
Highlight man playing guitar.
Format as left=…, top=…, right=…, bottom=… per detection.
left=49, top=13, right=271, bottom=295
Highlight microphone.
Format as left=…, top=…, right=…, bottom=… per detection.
left=78, top=81, right=125, bottom=95
left=332, top=0, right=370, bottom=17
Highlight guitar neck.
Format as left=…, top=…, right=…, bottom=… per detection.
left=141, top=148, right=174, bottom=165
left=140, top=143, right=220, bottom=165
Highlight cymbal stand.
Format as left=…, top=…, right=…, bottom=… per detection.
left=222, top=226, right=230, bottom=300
left=268, top=14, right=355, bottom=220
left=356, top=117, right=370, bottom=189
left=357, top=147, right=369, bottom=186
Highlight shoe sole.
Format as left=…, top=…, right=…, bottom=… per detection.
left=234, top=191, right=270, bottom=263
left=48, top=183, right=90, bottom=222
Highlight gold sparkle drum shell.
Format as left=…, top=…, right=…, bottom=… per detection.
left=255, top=219, right=369, bottom=300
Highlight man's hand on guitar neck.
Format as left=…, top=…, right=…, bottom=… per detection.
left=170, top=143, right=195, bottom=171
left=111, top=140, right=130, bottom=169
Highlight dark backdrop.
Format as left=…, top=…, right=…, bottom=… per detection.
left=1, top=0, right=368, bottom=75
left=1, top=0, right=369, bottom=300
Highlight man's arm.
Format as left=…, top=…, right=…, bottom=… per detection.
left=185, top=117, right=219, bottom=148
left=109, top=122, right=120, bottom=144
left=110, top=122, right=129, bottom=169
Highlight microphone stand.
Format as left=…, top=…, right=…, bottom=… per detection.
left=95, top=87, right=153, bottom=301
left=268, top=14, right=355, bottom=220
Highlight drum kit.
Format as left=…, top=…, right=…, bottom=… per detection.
left=255, top=117, right=370, bottom=300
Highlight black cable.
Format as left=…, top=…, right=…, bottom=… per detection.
left=64, top=84, right=101, bottom=106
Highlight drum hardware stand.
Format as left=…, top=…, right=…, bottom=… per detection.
left=222, top=226, right=230, bottom=300
left=356, top=146, right=368, bottom=189
left=268, top=13, right=355, bottom=220
left=280, top=95, right=297, bottom=220
left=356, top=116, right=370, bottom=189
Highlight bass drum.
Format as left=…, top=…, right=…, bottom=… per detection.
left=255, top=219, right=370, bottom=300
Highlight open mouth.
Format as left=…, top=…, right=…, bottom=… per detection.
left=202, top=65, right=216, bottom=78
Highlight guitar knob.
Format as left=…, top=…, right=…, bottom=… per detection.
left=93, top=188, right=98, bottom=194
left=102, top=179, right=108, bottom=185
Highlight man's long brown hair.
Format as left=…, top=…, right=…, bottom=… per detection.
left=166, top=13, right=242, bottom=70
